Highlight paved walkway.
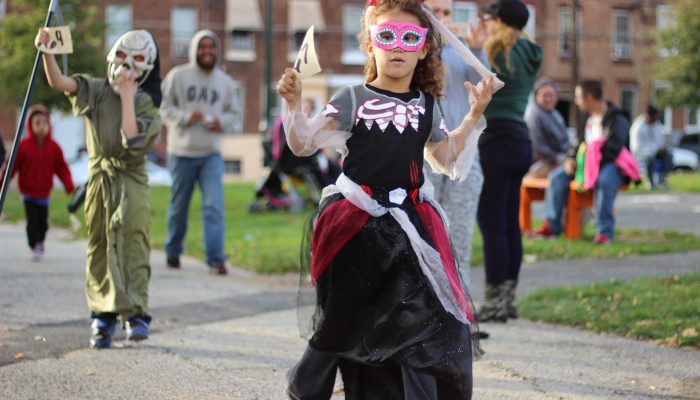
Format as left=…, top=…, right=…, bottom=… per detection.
left=1, top=191, right=699, bottom=399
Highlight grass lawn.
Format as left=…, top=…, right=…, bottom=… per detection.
left=627, top=170, right=700, bottom=193
left=2, top=182, right=700, bottom=273
left=518, top=271, right=700, bottom=348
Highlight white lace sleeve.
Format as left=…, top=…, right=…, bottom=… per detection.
left=282, top=86, right=355, bottom=158
left=424, top=114, right=486, bottom=181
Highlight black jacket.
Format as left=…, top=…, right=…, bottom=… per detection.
left=569, top=101, right=630, bottom=166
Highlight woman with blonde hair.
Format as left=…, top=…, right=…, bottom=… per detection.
left=476, top=0, right=542, bottom=323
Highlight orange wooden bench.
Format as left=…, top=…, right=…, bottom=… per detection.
left=519, top=177, right=626, bottom=240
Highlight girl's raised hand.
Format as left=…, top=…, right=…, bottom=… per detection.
left=465, top=76, right=494, bottom=118
left=276, top=68, right=302, bottom=110
left=34, top=28, right=50, bottom=50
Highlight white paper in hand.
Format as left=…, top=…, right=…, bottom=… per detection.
left=39, top=26, right=73, bottom=54
left=292, top=25, right=322, bottom=80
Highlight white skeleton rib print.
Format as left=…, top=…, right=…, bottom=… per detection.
left=354, top=98, right=426, bottom=134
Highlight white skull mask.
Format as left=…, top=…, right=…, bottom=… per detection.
left=106, top=30, right=157, bottom=88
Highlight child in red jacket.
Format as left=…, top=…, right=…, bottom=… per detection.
left=12, top=105, right=75, bottom=261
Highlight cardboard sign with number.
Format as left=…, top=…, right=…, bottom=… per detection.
left=292, top=25, right=322, bottom=80
left=39, top=26, right=73, bottom=54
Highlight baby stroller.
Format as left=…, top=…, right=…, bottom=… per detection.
left=249, top=117, right=339, bottom=213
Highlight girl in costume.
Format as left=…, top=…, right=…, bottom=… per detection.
left=35, top=29, right=163, bottom=349
left=278, top=0, right=493, bottom=398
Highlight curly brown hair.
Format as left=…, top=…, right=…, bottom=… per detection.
left=358, top=0, right=443, bottom=98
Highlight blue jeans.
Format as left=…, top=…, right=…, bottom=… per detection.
left=165, top=153, right=225, bottom=263
left=544, top=163, right=623, bottom=238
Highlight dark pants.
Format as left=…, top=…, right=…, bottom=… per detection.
left=24, top=200, right=48, bottom=249
left=477, top=136, right=532, bottom=285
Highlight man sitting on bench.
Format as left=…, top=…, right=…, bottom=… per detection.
left=531, top=80, right=631, bottom=245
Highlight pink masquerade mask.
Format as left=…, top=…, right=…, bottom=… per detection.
left=369, top=21, right=429, bottom=52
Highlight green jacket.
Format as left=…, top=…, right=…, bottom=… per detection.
left=484, top=38, right=542, bottom=123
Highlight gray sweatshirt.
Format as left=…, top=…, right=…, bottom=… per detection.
left=440, top=45, right=489, bottom=131
left=525, top=104, right=569, bottom=163
left=160, top=30, right=241, bottom=157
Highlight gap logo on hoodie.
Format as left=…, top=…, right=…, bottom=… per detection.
left=186, top=86, right=220, bottom=105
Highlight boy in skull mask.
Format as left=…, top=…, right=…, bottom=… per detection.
left=35, top=28, right=163, bottom=349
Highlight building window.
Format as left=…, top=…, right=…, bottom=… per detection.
left=224, top=160, right=242, bottom=174
left=171, top=6, right=198, bottom=59
left=453, top=2, right=478, bottom=25
left=686, top=107, right=700, bottom=131
left=619, top=86, right=636, bottom=118
left=288, top=31, right=307, bottom=63
left=228, top=31, right=256, bottom=62
left=0, top=0, right=6, bottom=19
left=656, top=5, right=677, bottom=57
left=342, top=4, right=366, bottom=65
left=612, top=10, right=632, bottom=61
left=559, top=7, right=581, bottom=58
left=105, top=4, right=132, bottom=49
left=524, top=4, right=536, bottom=41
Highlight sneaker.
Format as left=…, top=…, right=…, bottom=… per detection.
left=207, top=260, right=228, bottom=275
left=166, top=256, right=180, bottom=269
left=126, top=315, right=151, bottom=342
left=90, top=317, right=117, bottom=349
left=30, top=247, right=42, bottom=262
left=529, top=221, right=558, bottom=239
left=594, top=233, right=612, bottom=245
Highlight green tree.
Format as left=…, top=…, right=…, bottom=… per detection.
left=653, top=0, right=700, bottom=108
left=0, top=0, right=105, bottom=112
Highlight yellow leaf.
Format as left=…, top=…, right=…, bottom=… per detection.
left=681, top=327, right=698, bottom=337
left=13, top=353, right=25, bottom=359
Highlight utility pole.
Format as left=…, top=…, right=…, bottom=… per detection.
left=263, top=0, right=273, bottom=132
left=570, top=0, right=581, bottom=127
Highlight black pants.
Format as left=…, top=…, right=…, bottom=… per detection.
left=24, top=200, right=48, bottom=249
left=477, top=135, right=532, bottom=285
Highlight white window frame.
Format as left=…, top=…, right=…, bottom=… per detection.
left=341, top=4, right=366, bottom=65
left=105, top=4, right=133, bottom=49
left=453, top=1, right=478, bottom=25
left=618, top=85, right=637, bottom=118
left=226, top=30, right=256, bottom=62
left=559, top=7, right=580, bottom=58
left=685, top=107, right=700, bottom=132
left=612, top=10, right=632, bottom=61
left=171, top=6, right=198, bottom=59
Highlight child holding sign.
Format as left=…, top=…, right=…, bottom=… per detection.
left=35, top=28, right=162, bottom=349
left=278, top=0, right=493, bottom=397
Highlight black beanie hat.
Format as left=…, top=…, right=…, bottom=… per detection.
left=482, top=0, right=530, bottom=30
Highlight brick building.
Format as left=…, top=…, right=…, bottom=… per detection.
left=1, top=0, right=696, bottom=180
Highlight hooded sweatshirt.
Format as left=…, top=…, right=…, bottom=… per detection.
left=483, top=38, right=542, bottom=123
left=160, top=30, right=241, bottom=157
left=12, top=112, right=74, bottom=199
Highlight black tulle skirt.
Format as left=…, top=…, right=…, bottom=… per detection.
left=290, top=192, right=475, bottom=399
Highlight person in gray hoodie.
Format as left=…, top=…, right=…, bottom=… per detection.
left=160, top=30, right=241, bottom=275
left=524, top=77, right=569, bottom=179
